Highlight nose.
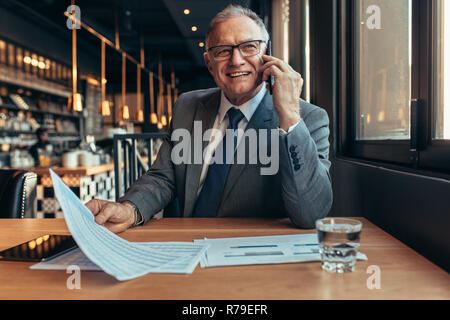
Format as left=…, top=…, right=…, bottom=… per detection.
left=229, top=46, right=245, bottom=66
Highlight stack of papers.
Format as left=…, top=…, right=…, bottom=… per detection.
left=30, top=170, right=209, bottom=281
left=194, top=234, right=368, bottom=267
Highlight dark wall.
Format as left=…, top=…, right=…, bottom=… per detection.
left=310, top=0, right=450, bottom=272
left=331, top=159, right=450, bottom=272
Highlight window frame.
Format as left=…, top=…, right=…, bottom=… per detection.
left=340, top=0, right=450, bottom=174
left=417, top=0, right=450, bottom=172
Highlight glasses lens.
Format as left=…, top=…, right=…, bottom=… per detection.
left=210, top=41, right=262, bottom=60
left=212, top=46, right=233, bottom=59
left=239, top=41, right=261, bottom=56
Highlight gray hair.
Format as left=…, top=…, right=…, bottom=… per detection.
left=205, top=4, right=270, bottom=48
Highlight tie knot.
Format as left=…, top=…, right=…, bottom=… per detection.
left=227, top=108, right=245, bottom=129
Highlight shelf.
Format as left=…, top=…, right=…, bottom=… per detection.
left=49, top=132, right=80, bottom=137
left=0, top=73, right=72, bottom=98
left=0, top=130, right=80, bottom=137
left=0, top=103, right=81, bottom=119
left=103, top=121, right=146, bottom=125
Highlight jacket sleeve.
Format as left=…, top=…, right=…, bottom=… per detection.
left=117, top=95, right=185, bottom=223
left=279, top=105, right=333, bottom=228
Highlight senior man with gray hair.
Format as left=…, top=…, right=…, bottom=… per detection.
left=86, top=4, right=332, bottom=233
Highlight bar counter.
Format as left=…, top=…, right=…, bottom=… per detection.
left=29, top=163, right=115, bottom=218
left=29, top=162, right=114, bottom=176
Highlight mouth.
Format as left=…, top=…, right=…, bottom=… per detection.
left=226, top=71, right=251, bottom=78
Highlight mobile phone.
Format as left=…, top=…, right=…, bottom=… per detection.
left=266, top=40, right=273, bottom=95
left=0, top=234, right=77, bottom=262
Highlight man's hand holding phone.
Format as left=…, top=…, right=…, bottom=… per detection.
left=260, top=54, right=304, bottom=132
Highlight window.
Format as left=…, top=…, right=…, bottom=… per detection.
left=343, top=0, right=450, bottom=173
left=355, top=0, right=411, bottom=141
left=433, top=0, right=450, bottom=140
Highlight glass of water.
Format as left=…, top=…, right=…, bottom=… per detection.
left=315, top=218, right=362, bottom=273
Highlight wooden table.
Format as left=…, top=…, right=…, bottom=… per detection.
left=0, top=218, right=448, bottom=300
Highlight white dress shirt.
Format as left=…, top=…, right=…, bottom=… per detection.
left=197, top=85, right=267, bottom=195
left=197, top=85, right=300, bottom=196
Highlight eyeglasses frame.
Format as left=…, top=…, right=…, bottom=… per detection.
left=206, top=40, right=267, bottom=61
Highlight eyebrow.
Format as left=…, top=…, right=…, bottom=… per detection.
left=211, top=38, right=256, bottom=46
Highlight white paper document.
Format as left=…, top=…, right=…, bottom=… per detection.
left=194, top=234, right=368, bottom=267
left=31, top=170, right=208, bottom=281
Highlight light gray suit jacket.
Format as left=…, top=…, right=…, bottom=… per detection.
left=120, top=87, right=332, bottom=228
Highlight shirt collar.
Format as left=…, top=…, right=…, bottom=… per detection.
left=218, top=85, right=266, bottom=124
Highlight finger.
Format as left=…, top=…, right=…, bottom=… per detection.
left=262, top=65, right=283, bottom=82
left=262, top=54, right=298, bottom=74
left=261, top=54, right=281, bottom=63
left=103, top=221, right=128, bottom=234
left=260, top=59, right=290, bottom=73
left=94, top=203, right=117, bottom=225
left=261, top=55, right=293, bottom=71
left=85, top=199, right=108, bottom=215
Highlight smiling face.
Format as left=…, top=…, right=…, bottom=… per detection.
left=204, top=16, right=266, bottom=106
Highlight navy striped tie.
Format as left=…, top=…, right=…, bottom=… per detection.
left=192, top=108, right=245, bottom=217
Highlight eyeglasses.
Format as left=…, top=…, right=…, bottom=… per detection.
left=207, top=40, right=266, bottom=61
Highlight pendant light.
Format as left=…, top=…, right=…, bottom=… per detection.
left=68, top=1, right=82, bottom=112
left=169, top=70, right=175, bottom=123
left=158, top=59, right=166, bottom=127
left=174, top=88, right=178, bottom=103
left=149, top=72, right=157, bottom=124
left=166, top=83, right=172, bottom=124
left=136, top=35, right=144, bottom=122
left=99, top=39, right=110, bottom=116
left=136, top=65, right=144, bottom=122
left=121, top=52, right=129, bottom=120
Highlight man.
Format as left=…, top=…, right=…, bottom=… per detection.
left=86, top=5, right=332, bottom=233
left=28, top=128, right=51, bottom=166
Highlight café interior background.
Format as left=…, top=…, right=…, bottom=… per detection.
left=0, top=0, right=448, bottom=272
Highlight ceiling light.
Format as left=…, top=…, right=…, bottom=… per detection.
left=99, top=100, right=111, bottom=116
left=122, top=105, right=130, bottom=120
left=184, top=9, right=190, bottom=15
left=137, top=109, right=144, bottom=122
left=199, top=42, right=205, bottom=47
left=150, top=113, right=158, bottom=124
left=191, top=26, right=198, bottom=32
left=69, top=93, right=83, bottom=112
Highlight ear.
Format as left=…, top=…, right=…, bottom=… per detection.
left=203, top=52, right=213, bottom=74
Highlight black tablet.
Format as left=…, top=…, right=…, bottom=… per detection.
left=0, top=235, right=77, bottom=262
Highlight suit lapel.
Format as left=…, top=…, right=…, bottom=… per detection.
left=183, top=89, right=221, bottom=217
left=218, top=92, right=278, bottom=211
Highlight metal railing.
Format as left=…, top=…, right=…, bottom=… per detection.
left=113, top=133, right=167, bottom=201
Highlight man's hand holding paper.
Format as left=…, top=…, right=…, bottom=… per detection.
left=85, top=199, right=135, bottom=233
